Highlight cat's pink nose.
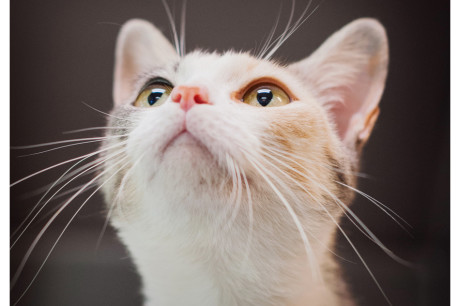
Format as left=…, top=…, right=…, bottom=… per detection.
left=171, top=86, right=210, bottom=111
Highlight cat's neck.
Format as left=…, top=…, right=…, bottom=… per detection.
left=113, top=192, right=351, bottom=306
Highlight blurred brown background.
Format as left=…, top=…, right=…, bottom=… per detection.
left=10, top=0, right=449, bottom=305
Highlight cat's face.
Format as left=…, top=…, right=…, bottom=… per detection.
left=105, top=51, right=339, bottom=220
left=101, top=19, right=388, bottom=241
left=124, top=52, right=331, bottom=181
left=94, top=18, right=389, bottom=305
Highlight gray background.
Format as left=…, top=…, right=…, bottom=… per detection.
left=11, top=0, right=449, bottom=305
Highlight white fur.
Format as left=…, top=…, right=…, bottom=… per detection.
left=101, top=18, right=388, bottom=306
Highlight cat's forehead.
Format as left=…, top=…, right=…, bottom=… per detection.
left=135, top=51, right=308, bottom=101
left=172, top=51, right=293, bottom=87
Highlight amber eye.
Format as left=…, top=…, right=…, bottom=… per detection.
left=241, top=84, right=290, bottom=107
left=134, top=82, right=173, bottom=107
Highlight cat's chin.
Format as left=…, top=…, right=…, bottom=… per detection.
left=162, top=130, right=213, bottom=162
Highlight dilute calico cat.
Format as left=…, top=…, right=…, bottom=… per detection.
left=93, top=15, right=389, bottom=306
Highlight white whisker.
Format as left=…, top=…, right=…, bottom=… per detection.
left=33, top=183, right=99, bottom=224
left=260, top=146, right=412, bottom=267
left=223, top=156, right=243, bottom=232
left=12, top=157, right=98, bottom=238
left=11, top=140, right=129, bottom=240
left=62, top=126, right=130, bottom=134
left=256, top=3, right=282, bottom=59
left=334, top=181, right=413, bottom=231
left=264, top=0, right=318, bottom=60
left=218, top=153, right=238, bottom=224
left=259, top=150, right=393, bottom=302
left=323, top=203, right=393, bottom=305
left=81, top=101, right=135, bottom=122
left=263, top=143, right=409, bottom=230
left=179, top=0, right=187, bottom=56
left=259, top=151, right=355, bottom=262
left=12, top=156, right=132, bottom=306
left=245, top=154, right=322, bottom=282
left=11, top=145, right=128, bottom=249
left=161, top=0, right=181, bottom=56
left=267, top=0, right=297, bottom=58
left=17, top=135, right=129, bottom=157
left=265, top=142, right=368, bottom=178
left=239, top=167, right=254, bottom=267
left=12, top=134, right=127, bottom=150
left=10, top=140, right=128, bottom=187
left=95, top=150, right=146, bottom=252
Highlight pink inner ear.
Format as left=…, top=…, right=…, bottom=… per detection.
left=330, top=103, right=351, bottom=139
left=328, top=69, right=374, bottom=140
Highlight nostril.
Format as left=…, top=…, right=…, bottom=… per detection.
left=194, top=94, right=207, bottom=104
left=172, top=93, right=181, bottom=103
left=170, top=86, right=210, bottom=110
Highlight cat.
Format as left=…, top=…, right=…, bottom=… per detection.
left=94, top=14, right=390, bottom=306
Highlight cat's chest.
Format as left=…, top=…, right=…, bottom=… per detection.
left=117, top=225, right=299, bottom=306
left=113, top=193, right=337, bottom=306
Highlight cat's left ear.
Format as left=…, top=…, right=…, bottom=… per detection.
left=113, top=19, right=179, bottom=105
left=289, top=18, right=388, bottom=149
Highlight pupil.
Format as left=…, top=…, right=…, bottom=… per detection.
left=256, top=89, right=273, bottom=106
left=148, top=89, right=166, bottom=105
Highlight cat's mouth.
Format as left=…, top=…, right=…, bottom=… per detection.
left=162, top=129, right=209, bottom=157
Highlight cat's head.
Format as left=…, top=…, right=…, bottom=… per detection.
left=101, top=18, right=388, bottom=233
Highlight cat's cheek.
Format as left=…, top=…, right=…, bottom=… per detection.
left=126, top=106, right=185, bottom=176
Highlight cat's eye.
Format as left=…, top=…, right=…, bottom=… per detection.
left=241, top=84, right=290, bottom=107
left=134, top=82, right=173, bottom=107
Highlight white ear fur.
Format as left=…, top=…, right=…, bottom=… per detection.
left=289, top=18, right=388, bottom=147
left=113, top=19, right=178, bottom=105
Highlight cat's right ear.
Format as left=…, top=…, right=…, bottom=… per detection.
left=113, top=19, right=178, bottom=105
left=288, top=19, right=388, bottom=150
